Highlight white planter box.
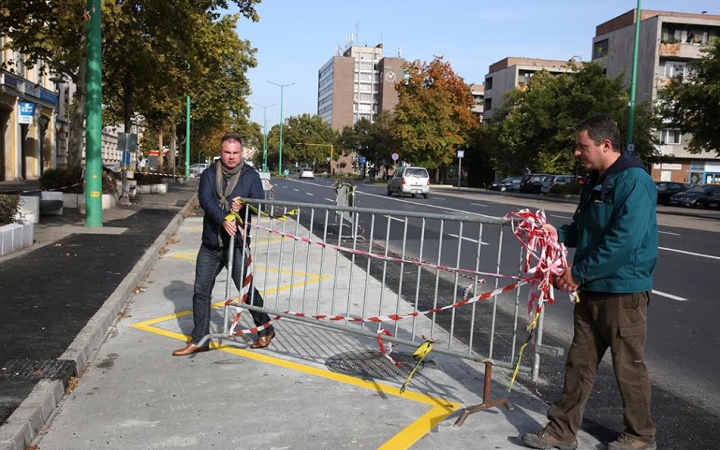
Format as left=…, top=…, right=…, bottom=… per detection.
left=19, top=195, right=40, bottom=224
left=62, top=193, right=117, bottom=211
left=0, top=221, right=34, bottom=257
left=40, top=191, right=64, bottom=215
left=136, top=183, right=168, bottom=194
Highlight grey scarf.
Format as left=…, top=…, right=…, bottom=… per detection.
left=216, top=162, right=243, bottom=211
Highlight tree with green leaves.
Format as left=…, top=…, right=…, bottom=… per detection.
left=659, top=37, right=720, bottom=156
left=485, top=61, right=660, bottom=177
left=1, top=0, right=261, bottom=167
left=265, top=114, right=337, bottom=170
left=393, top=57, right=479, bottom=180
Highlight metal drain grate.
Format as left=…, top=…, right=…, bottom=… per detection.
left=325, top=350, right=433, bottom=380
left=0, top=359, right=76, bottom=381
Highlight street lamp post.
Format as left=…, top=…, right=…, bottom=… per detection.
left=268, top=81, right=295, bottom=176
left=254, top=103, right=275, bottom=172
left=627, top=0, right=642, bottom=155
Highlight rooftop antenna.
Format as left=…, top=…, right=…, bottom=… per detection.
left=397, top=47, right=402, bottom=58
left=355, top=22, right=360, bottom=46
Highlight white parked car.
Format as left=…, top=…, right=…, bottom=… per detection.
left=189, top=163, right=209, bottom=177
left=299, top=167, right=315, bottom=179
left=387, top=166, right=430, bottom=198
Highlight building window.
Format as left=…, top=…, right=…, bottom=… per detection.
left=593, top=39, right=609, bottom=59
left=664, top=61, right=686, bottom=78
left=485, top=77, right=493, bottom=90
left=484, top=98, right=492, bottom=110
left=660, top=129, right=682, bottom=145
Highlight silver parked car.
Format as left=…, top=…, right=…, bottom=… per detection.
left=387, top=166, right=430, bottom=198
left=189, top=163, right=209, bottom=177
left=540, top=174, right=574, bottom=195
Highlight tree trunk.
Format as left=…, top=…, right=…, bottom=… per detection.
left=169, top=123, right=177, bottom=174
left=157, top=130, right=164, bottom=173
left=67, top=55, right=87, bottom=167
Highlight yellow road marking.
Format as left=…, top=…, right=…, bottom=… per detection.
left=132, top=309, right=460, bottom=448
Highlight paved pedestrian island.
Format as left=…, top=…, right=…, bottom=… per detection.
left=27, top=216, right=603, bottom=450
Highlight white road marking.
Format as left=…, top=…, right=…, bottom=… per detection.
left=292, top=189, right=299, bottom=192
left=652, top=290, right=689, bottom=301
left=362, top=192, right=499, bottom=219
left=324, top=198, right=334, bottom=202
left=658, top=230, right=681, bottom=236
left=471, top=203, right=488, bottom=207
left=384, top=215, right=406, bottom=223
left=550, top=214, right=574, bottom=220
left=659, top=246, right=720, bottom=261
left=448, top=233, right=489, bottom=245
left=306, top=192, right=314, bottom=196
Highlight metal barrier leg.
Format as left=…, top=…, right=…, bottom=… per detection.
left=454, top=361, right=514, bottom=427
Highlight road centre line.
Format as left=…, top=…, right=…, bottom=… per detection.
left=384, top=215, right=406, bottom=223
left=658, top=230, right=681, bottom=236
left=324, top=198, right=334, bottom=202
left=306, top=192, right=314, bottom=196
left=659, top=246, right=720, bottom=261
left=448, top=233, right=489, bottom=245
left=471, top=203, right=488, bottom=207
left=652, top=289, right=689, bottom=301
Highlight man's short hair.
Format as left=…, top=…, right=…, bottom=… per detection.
left=575, top=113, right=622, bottom=152
left=220, top=133, right=243, bottom=147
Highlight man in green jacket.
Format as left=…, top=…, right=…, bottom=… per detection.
left=522, top=114, right=658, bottom=450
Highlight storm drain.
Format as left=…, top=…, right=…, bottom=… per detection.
left=325, top=350, right=434, bottom=380
left=0, top=358, right=76, bottom=381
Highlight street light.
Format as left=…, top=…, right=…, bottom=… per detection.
left=268, top=80, right=295, bottom=176
left=254, top=103, right=275, bottom=172
left=38, top=115, right=50, bottom=175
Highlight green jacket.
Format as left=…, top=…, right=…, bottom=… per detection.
left=558, top=154, right=658, bottom=293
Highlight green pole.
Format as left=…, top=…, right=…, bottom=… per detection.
left=268, top=81, right=295, bottom=176
left=627, top=0, right=642, bottom=153
left=85, top=0, right=102, bottom=228
left=185, top=96, right=191, bottom=181
left=262, top=108, right=268, bottom=171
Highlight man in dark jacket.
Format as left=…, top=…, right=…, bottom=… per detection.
left=522, top=114, right=657, bottom=450
left=173, top=134, right=275, bottom=356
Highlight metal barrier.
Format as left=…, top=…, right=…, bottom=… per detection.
left=198, top=196, right=558, bottom=391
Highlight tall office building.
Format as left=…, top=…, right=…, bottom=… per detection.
left=317, top=43, right=404, bottom=131
left=592, top=9, right=720, bottom=184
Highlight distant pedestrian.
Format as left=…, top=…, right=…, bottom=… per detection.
left=172, top=133, right=275, bottom=356
left=368, top=166, right=377, bottom=180
left=522, top=114, right=658, bottom=450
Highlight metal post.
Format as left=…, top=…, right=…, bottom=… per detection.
left=268, top=81, right=295, bottom=176
left=457, top=157, right=462, bottom=189
left=254, top=103, right=274, bottom=172
left=185, top=96, right=191, bottom=181
left=627, top=0, right=642, bottom=153
left=85, top=0, right=102, bottom=228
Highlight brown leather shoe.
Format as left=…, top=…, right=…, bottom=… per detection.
left=172, top=343, right=209, bottom=356
left=250, top=331, right=276, bottom=349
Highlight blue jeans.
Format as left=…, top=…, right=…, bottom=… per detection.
left=190, top=243, right=272, bottom=345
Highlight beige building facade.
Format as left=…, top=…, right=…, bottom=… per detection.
left=482, top=57, right=579, bottom=121
left=592, top=9, right=720, bottom=184
left=317, top=44, right=404, bottom=131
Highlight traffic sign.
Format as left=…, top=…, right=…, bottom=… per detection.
left=359, top=156, right=366, bottom=164
left=457, top=150, right=465, bottom=159
left=391, top=152, right=399, bottom=161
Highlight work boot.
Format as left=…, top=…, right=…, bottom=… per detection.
left=607, top=433, right=657, bottom=450
left=521, top=427, right=578, bottom=450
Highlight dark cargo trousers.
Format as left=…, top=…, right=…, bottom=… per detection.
left=546, top=291, right=656, bottom=442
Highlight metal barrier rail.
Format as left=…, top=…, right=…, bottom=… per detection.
left=206, top=198, right=552, bottom=383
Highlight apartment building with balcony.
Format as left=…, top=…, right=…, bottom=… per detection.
left=317, top=43, right=404, bottom=131
left=592, top=9, right=720, bottom=184
left=469, top=83, right=485, bottom=122
left=482, top=57, right=579, bottom=121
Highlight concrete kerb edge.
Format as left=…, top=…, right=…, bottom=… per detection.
left=0, top=194, right=197, bottom=450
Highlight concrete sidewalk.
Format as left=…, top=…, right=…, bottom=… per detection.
left=1, top=197, right=605, bottom=450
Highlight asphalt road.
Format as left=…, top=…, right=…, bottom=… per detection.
left=272, top=175, right=720, bottom=450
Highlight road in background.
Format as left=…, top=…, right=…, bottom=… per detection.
left=272, top=176, right=720, bottom=450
